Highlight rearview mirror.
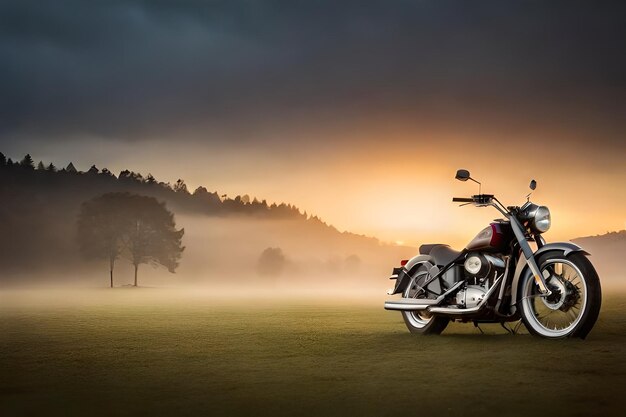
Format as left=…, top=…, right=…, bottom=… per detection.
left=529, top=179, right=537, bottom=190
left=455, top=169, right=470, bottom=181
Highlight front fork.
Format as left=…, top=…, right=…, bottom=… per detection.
left=508, top=216, right=552, bottom=295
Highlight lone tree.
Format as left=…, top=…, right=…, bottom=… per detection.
left=77, top=193, right=184, bottom=287
left=77, top=193, right=132, bottom=287
left=122, top=194, right=185, bottom=286
left=256, top=247, right=286, bottom=277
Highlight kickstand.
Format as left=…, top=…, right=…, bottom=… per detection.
left=473, top=321, right=484, bottom=334
left=500, top=322, right=514, bottom=335
left=500, top=320, right=524, bottom=335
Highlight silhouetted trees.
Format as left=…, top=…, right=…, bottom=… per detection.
left=0, top=150, right=390, bottom=284
left=77, top=192, right=184, bottom=287
left=0, top=151, right=332, bottom=222
left=77, top=193, right=132, bottom=287
left=20, top=154, right=34, bottom=169
left=121, top=194, right=185, bottom=286
left=173, top=179, right=188, bottom=194
left=100, top=168, right=114, bottom=177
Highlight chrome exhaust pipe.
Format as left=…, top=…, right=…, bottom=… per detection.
left=384, top=298, right=437, bottom=311
left=384, top=281, right=465, bottom=311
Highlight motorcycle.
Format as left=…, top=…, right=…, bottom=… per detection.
left=384, top=169, right=602, bottom=339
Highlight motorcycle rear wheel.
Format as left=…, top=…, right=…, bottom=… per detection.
left=518, top=252, right=601, bottom=339
left=401, top=268, right=449, bottom=335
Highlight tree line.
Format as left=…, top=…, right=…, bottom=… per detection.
left=0, top=151, right=379, bottom=282
left=0, top=151, right=317, bottom=220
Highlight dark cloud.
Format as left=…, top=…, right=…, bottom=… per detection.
left=1, top=1, right=625, bottom=147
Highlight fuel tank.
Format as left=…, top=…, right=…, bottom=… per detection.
left=465, top=222, right=512, bottom=252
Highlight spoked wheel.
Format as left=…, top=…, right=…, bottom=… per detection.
left=401, top=267, right=449, bottom=335
left=518, top=252, right=601, bottom=339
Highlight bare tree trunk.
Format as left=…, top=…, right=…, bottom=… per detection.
left=109, top=257, right=114, bottom=288
left=134, top=263, right=138, bottom=287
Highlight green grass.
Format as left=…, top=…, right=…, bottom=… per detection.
left=1, top=290, right=625, bottom=417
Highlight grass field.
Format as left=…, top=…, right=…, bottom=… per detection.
left=1, top=289, right=625, bottom=417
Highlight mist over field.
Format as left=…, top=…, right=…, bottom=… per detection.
left=1, top=155, right=623, bottom=293
left=0, top=157, right=417, bottom=291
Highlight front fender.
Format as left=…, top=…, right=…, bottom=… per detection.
left=510, top=242, right=590, bottom=306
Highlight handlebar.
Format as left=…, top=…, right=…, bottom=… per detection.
left=452, top=194, right=508, bottom=215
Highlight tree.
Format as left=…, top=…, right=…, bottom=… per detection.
left=100, top=168, right=114, bottom=177
left=256, top=247, right=286, bottom=277
left=20, top=154, right=35, bottom=169
left=77, top=193, right=184, bottom=287
left=119, top=170, right=143, bottom=182
left=36, top=161, right=45, bottom=170
left=87, top=165, right=99, bottom=174
left=122, top=195, right=185, bottom=286
left=0, top=152, right=7, bottom=167
left=77, top=193, right=131, bottom=287
left=46, top=163, right=57, bottom=172
left=173, top=179, right=188, bottom=194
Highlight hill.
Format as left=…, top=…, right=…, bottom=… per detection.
left=0, top=152, right=414, bottom=286
left=572, top=230, right=625, bottom=288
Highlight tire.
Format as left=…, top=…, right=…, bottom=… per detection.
left=518, top=252, right=601, bottom=339
left=401, top=265, right=449, bottom=335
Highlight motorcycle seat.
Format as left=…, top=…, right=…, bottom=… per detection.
left=419, top=244, right=462, bottom=266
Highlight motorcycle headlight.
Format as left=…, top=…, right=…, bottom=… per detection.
left=532, top=206, right=551, bottom=233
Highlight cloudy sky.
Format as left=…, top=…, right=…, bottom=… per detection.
left=1, top=1, right=625, bottom=246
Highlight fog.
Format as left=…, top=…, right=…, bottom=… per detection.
left=2, top=210, right=623, bottom=296
left=0, top=161, right=622, bottom=295
left=0, top=212, right=415, bottom=294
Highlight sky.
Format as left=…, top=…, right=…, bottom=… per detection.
left=1, top=1, right=625, bottom=247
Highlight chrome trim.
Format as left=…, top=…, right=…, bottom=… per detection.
left=428, top=275, right=503, bottom=315
left=384, top=298, right=436, bottom=311
left=384, top=281, right=464, bottom=311
left=484, top=254, right=506, bottom=269
left=509, top=216, right=550, bottom=295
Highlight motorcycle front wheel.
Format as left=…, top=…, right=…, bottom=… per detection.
left=518, top=252, right=601, bottom=339
left=401, top=267, right=449, bottom=335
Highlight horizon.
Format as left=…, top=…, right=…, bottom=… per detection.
left=2, top=149, right=624, bottom=251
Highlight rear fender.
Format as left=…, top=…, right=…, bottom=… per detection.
left=510, top=242, right=590, bottom=306
left=389, top=255, right=434, bottom=295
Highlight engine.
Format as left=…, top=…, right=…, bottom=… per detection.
left=455, top=253, right=506, bottom=308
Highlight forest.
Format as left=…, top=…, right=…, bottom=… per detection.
left=0, top=152, right=406, bottom=286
